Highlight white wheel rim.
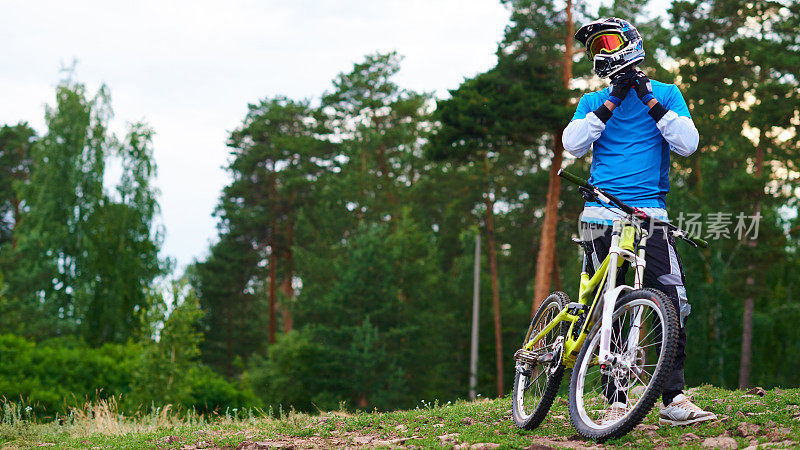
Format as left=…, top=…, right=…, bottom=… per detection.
left=574, top=298, right=666, bottom=431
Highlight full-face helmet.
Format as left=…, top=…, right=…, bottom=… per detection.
left=574, top=17, right=645, bottom=79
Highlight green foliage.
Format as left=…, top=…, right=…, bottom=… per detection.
left=497, top=0, right=572, bottom=127
left=2, top=79, right=165, bottom=344
left=196, top=96, right=333, bottom=375
left=5, top=81, right=103, bottom=336
left=244, top=331, right=331, bottom=412
left=194, top=231, right=267, bottom=376
left=0, top=334, right=138, bottom=414
left=129, top=277, right=204, bottom=409
left=0, top=330, right=250, bottom=417
left=278, top=214, right=464, bottom=412
left=79, top=123, right=165, bottom=343
left=0, top=123, right=35, bottom=247
left=184, top=365, right=255, bottom=413
left=321, top=51, right=432, bottom=222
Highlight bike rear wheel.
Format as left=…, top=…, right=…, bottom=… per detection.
left=568, top=288, right=679, bottom=442
left=511, top=291, right=569, bottom=430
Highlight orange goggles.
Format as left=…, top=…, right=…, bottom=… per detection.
left=588, top=33, right=625, bottom=58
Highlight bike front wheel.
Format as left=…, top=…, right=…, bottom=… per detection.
left=511, top=291, right=569, bottom=430
left=568, top=288, right=679, bottom=442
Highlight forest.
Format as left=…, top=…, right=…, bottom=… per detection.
left=0, top=0, right=798, bottom=417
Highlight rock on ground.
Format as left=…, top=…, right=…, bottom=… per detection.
left=702, top=436, right=738, bottom=449
left=735, top=422, right=760, bottom=437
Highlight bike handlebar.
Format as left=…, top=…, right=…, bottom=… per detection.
left=692, top=236, right=710, bottom=249
left=557, top=169, right=709, bottom=249
left=558, top=169, right=590, bottom=188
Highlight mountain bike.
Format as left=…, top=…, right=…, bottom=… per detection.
left=511, top=169, right=708, bottom=442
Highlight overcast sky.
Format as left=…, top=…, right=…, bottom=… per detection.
left=0, top=0, right=511, bottom=269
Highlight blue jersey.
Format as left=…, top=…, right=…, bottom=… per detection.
left=571, top=81, right=691, bottom=208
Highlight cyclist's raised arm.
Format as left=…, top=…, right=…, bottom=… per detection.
left=633, top=75, right=699, bottom=157
left=564, top=78, right=632, bottom=158
left=563, top=95, right=610, bottom=158
left=655, top=85, right=699, bottom=156
left=655, top=110, right=698, bottom=156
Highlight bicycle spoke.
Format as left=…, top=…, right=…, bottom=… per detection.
left=636, top=342, right=662, bottom=350
left=637, top=321, right=659, bottom=345
left=526, top=366, right=547, bottom=388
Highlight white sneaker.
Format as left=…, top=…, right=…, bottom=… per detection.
left=601, top=402, right=628, bottom=426
left=659, top=394, right=717, bottom=426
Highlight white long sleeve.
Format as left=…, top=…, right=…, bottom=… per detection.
left=562, top=112, right=606, bottom=158
left=656, top=110, right=699, bottom=156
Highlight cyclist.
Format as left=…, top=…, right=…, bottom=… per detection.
left=562, top=17, right=716, bottom=426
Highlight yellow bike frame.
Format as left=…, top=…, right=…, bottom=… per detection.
left=523, top=219, right=644, bottom=368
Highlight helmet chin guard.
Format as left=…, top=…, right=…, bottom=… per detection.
left=575, top=17, right=645, bottom=79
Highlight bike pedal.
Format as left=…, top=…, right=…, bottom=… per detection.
left=567, top=302, right=586, bottom=314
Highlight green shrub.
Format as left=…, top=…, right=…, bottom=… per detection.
left=244, top=330, right=340, bottom=413
left=0, top=334, right=254, bottom=416
left=0, top=334, right=138, bottom=415
left=187, top=365, right=256, bottom=413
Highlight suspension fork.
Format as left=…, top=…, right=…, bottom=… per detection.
left=626, top=232, right=649, bottom=356
left=598, top=220, right=647, bottom=365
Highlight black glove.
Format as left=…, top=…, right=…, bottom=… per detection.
left=633, top=71, right=669, bottom=122
left=608, top=76, right=633, bottom=106
left=595, top=71, right=635, bottom=123
left=633, top=71, right=655, bottom=104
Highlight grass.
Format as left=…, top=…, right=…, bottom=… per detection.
left=1, top=385, right=798, bottom=449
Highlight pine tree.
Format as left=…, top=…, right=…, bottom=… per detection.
left=321, top=52, right=432, bottom=224
left=197, top=97, right=332, bottom=374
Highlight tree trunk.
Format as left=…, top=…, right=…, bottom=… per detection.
left=167, top=346, right=175, bottom=390
left=279, top=219, right=295, bottom=333
left=532, top=0, right=573, bottom=316
left=693, top=157, right=704, bottom=198
left=485, top=196, right=504, bottom=397
left=532, top=139, right=565, bottom=316
left=562, top=0, right=575, bottom=86
left=267, top=163, right=279, bottom=344
left=268, top=245, right=278, bottom=344
left=738, top=282, right=755, bottom=388
left=738, top=144, right=764, bottom=388
left=360, top=141, right=368, bottom=221
left=552, top=250, right=563, bottom=292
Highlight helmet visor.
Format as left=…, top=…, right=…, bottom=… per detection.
left=588, top=33, right=625, bottom=59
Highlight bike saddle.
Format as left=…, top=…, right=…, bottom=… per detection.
left=572, top=237, right=590, bottom=249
